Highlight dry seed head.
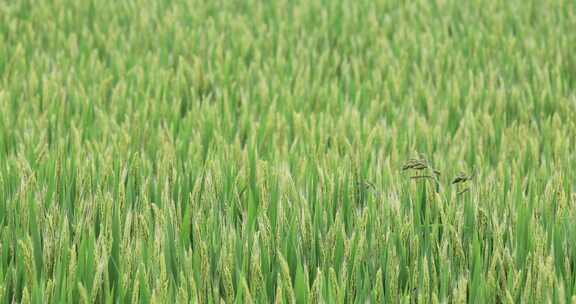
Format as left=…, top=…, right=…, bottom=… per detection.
left=401, top=157, right=428, bottom=171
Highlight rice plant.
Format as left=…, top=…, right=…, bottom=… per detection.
left=1, top=0, right=576, bottom=303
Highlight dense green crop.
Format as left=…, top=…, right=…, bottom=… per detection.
left=1, top=0, right=576, bottom=303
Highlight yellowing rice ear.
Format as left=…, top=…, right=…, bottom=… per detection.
left=2, top=0, right=574, bottom=302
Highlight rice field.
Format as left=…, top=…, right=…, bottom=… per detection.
left=1, top=0, right=576, bottom=303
